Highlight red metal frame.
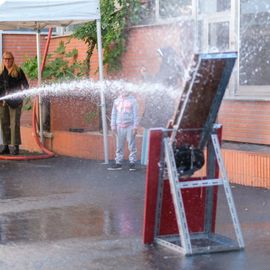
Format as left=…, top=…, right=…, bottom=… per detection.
left=143, top=127, right=222, bottom=244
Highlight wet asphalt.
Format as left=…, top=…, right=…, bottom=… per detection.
left=0, top=156, right=269, bottom=270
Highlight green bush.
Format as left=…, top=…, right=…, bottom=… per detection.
left=73, top=0, right=141, bottom=73
left=22, top=41, right=87, bottom=82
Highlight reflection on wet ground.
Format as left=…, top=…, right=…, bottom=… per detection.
left=0, top=203, right=141, bottom=244
left=0, top=205, right=104, bottom=243
left=0, top=157, right=269, bottom=270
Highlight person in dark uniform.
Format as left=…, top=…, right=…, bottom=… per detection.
left=0, top=51, right=29, bottom=155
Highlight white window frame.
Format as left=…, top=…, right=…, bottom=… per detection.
left=195, top=0, right=238, bottom=98
left=195, top=0, right=270, bottom=100
left=154, top=0, right=194, bottom=22
left=235, top=0, right=270, bottom=99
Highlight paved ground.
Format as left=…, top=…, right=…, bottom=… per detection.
left=0, top=156, right=269, bottom=270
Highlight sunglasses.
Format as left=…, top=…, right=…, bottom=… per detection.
left=3, top=58, right=13, bottom=60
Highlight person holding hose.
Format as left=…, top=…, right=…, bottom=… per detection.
left=0, top=51, right=29, bottom=155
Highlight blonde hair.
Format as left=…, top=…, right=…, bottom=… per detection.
left=0, top=51, right=19, bottom=78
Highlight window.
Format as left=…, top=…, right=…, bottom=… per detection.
left=139, top=0, right=192, bottom=24
left=6, top=28, right=54, bottom=34
left=199, top=0, right=230, bottom=14
left=159, top=0, right=192, bottom=18
left=139, top=0, right=156, bottom=24
left=217, top=0, right=231, bottom=12
left=208, top=22, right=230, bottom=51
left=239, top=0, right=270, bottom=86
left=196, top=0, right=232, bottom=53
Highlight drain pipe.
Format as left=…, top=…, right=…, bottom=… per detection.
left=41, top=28, right=53, bottom=73
left=96, top=18, right=109, bottom=164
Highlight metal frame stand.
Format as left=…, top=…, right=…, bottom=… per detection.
left=153, top=131, right=245, bottom=256
left=143, top=52, right=244, bottom=256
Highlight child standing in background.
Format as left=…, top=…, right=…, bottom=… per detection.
left=108, top=89, right=139, bottom=171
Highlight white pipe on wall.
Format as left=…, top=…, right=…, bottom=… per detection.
left=96, top=18, right=109, bottom=164
left=36, top=29, right=44, bottom=144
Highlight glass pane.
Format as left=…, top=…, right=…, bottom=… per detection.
left=138, top=0, right=156, bottom=24
left=197, top=20, right=204, bottom=51
left=217, top=0, right=231, bottom=12
left=199, top=0, right=230, bottom=14
left=208, top=22, right=230, bottom=51
left=240, top=0, right=270, bottom=86
left=7, top=28, right=53, bottom=33
left=159, top=0, right=192, bottom=18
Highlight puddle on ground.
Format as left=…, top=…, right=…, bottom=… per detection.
left=0, top=177, right=77, bottom=200
left=0, top=203, right=140, bottom=244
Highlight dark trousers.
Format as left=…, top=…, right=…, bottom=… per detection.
left=0, top=103, right=22, bottom=146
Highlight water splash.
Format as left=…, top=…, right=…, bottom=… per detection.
left=0, top=79, right=182, bottom=102
left=0, top=13, right=197, bottom=128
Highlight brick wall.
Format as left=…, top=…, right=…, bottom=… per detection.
left=112, top=23, right=189, bottom=80
left=50, top=97, right=100, bottom=132
left=219, top=100, right=270, bottom=145
left=47, top=36, right=100, bottom=131
left=3, top=33, right=47, bottom=64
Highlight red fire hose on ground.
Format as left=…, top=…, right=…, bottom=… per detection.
left=0, top=28, right=55, bottom=160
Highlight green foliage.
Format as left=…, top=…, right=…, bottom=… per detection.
left=55, top=40, right=66, bottom=54
left=84, top=111, right=98, bottom=124
left=22, top=41, right=87, bottom=82
left=21, top=56, right=38, bottom=80
left=65, top=48, right=78, bottom=58
left=73, top=0, right=141, bottom=73
left=22, top=96, right=33, bottom=111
